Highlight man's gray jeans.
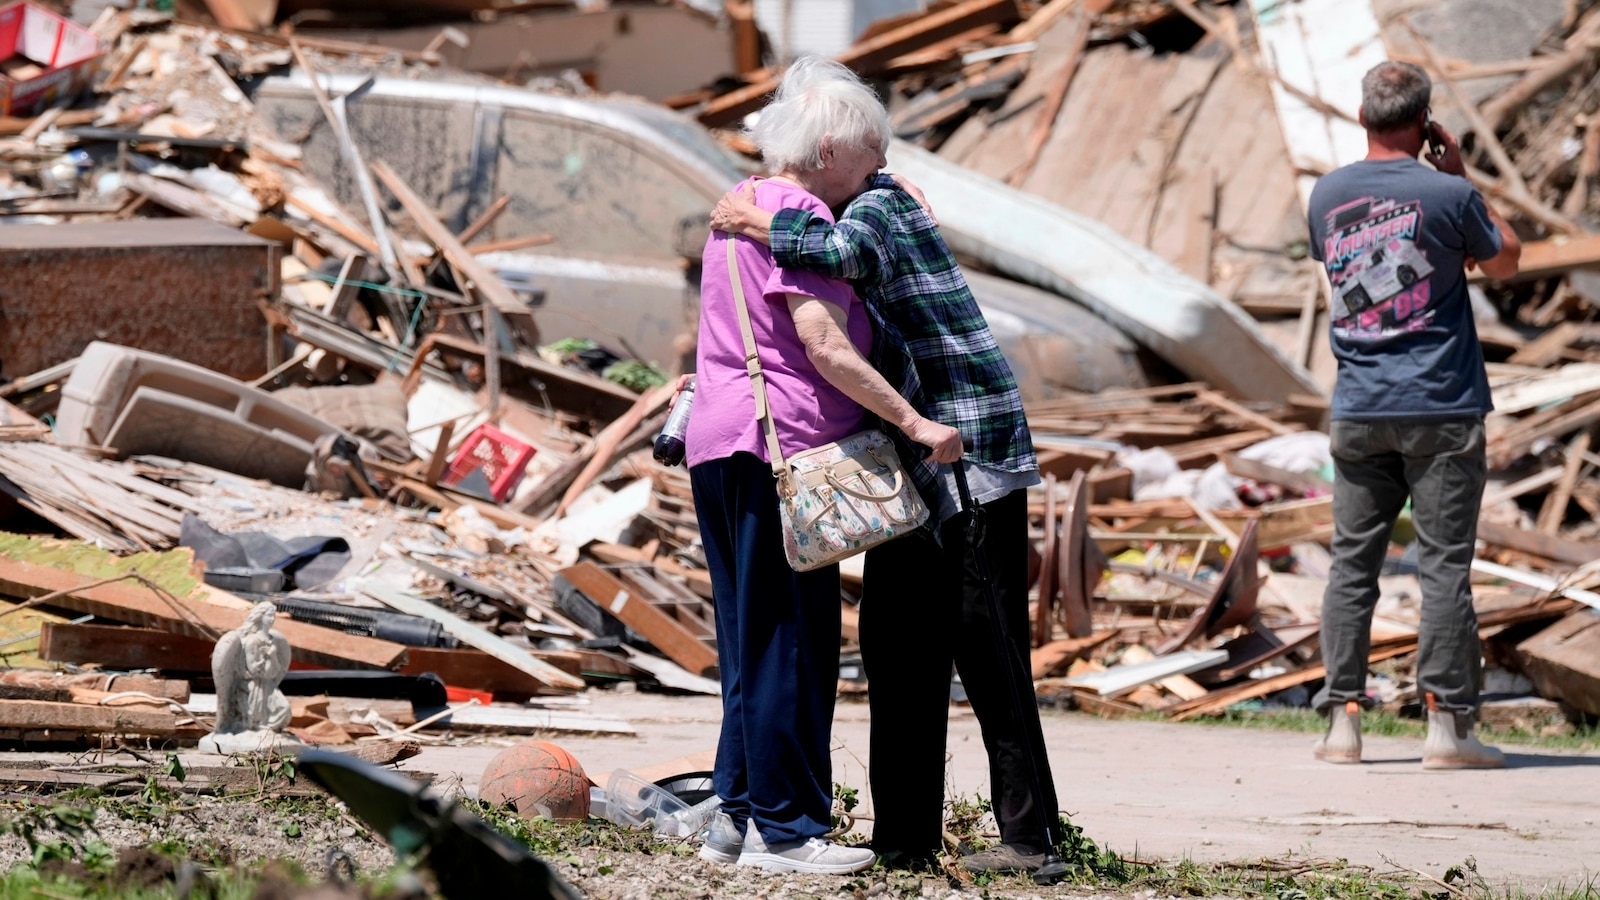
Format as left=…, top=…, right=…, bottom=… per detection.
left=1314, top=416, right=1487, bottom=715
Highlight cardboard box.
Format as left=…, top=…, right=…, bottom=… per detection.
left=0, top=2, right=104, bottom=116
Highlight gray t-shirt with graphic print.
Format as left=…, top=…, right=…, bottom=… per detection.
left=1307, top=157, right=1503, bottom=421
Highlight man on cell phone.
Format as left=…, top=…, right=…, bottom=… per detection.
left=1306, top=61, right=1521, bottom=768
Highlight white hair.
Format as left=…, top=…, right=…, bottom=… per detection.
left=750, top=56, right=891, bottom=174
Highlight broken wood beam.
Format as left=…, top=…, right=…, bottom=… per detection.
left=40, top=622, right=213, bottom=673
left=1007, top=6, right=1090, bottom=187
left=558, top=563, right=719, bottom=677
left=1538, top=431, right=1591, bottom=534
left=357, top=581, right=585, bottom=692
left=1474, top=519, right=1600, bottom=567
left=1481, top=8, right=1600, bottom=131
left=555, top=383, right=675, bottom=516
left=697, top=0, right=1022, bottom=127
left=1484, top=234, right=1600, bottom=283
left=0, top=559, right=407, bottom=671
left=0, top=699, right=185, bottom=738
left=371, top=161, right=527, bottom=315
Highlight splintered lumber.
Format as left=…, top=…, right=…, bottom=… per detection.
left=0, top=699, right=183, bottom=738
left=1515, top=610, right=1600, bottom=717
left=697, top=0, right=1022, bottom=126
left=41, top=622, right=213, bottom=672
left=0, top=558, right=407, bottom=671
left=1493, top=234, right=1600, bottom=282
left=558, top=563, right=719, bottom=677
left=1008, top=6, right=1090, bottom=187
left=1539, top=432, right=1591, bottom=534
left=1470, top=560, right=1600, bottom=613
left=555, top=383, right=675, bottom=517
left=370, top=161, right=524, bottom=314
left=1481, top=8, right=1600, bottom=131
left=401, top=646, right=645, bottom=696
left=0, top=667, right=189, bottom=703
left=1475, top=520, right=1600, bottom=567
left=356, top=581, right=584, bottom=692
left=1031, top=630, right=1117, bottom=679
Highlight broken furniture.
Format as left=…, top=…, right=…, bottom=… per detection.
left=54, top=342, right=344, bottom=487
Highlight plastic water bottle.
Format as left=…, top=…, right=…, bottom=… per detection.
left=653, top=376, right=696, bottom=467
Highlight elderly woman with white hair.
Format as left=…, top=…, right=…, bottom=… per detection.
left=685, top=57, right=961, bottom=876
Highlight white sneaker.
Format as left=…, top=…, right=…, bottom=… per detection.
left=697, top=810, right=744, bottom=865
left=737, top=827, right=875, bottom=875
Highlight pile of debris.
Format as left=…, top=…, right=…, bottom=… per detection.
left=0, top=0, right=1593, bottom=756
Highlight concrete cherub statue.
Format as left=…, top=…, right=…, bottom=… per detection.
left=200, top=602, right=301, bottom=754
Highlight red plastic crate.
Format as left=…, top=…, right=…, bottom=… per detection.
left=441, top=424, right=536, bottom=503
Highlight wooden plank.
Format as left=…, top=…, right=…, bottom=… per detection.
left=0, top=699, right=180, bottom=737
left=1515, top=609, right=1600, bottom=717
left=696, top=0, right=1022, bottom=126
left=457, top=195, right=510, bottom=245
left=555, top=384, right=674, bottom=516
left=1196, top=390, right=1296, bottom=436
left=1007, top=7, right=1089, bottom=187
left=0, top=667, right=188, bottom=703
left=121, top=175, right=248, bottom=227
left=1490, top=234, right=1600, bottom=283
left=1539, top=431, right=1591, bottom=534
left=1475, top=519, right=1600, bottom=567
left=356, top=582, right=585, bottom=692
left=0, top=560, right=406, bottom=671
left=1482, top=466, right=1565, bottom=508
left=558, top=563, right=719, bottom=677
left=371, top=160, right=523, bottom=315
left=1507, top=322, right=1592, bottom=366
left=401, top=646, right=644, bottom=695
left=1030, top=630, right=1117, bottom=679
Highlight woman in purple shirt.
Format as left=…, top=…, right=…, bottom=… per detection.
left=686, top=58, right=960, bottom=876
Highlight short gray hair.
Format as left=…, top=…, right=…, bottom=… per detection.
left=751, top=56, right=891, bottom=174
left=1361, top=61, right=1431, bottom=132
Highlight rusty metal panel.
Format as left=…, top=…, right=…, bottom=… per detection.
left=0, top=219, right=274, bottom=381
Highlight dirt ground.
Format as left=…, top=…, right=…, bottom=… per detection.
left=0, top=689, right=1594, bottom=897
left=403, top=692, right=1600, bottom=892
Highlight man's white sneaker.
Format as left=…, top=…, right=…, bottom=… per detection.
left=737, top=828, right=875, bottom=875
left=697, top=810, right=744, bottom=865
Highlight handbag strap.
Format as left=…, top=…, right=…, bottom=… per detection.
left=725, top=236, right=791, bottom=488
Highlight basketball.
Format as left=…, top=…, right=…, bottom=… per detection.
left=478, top=740, right=592, bottom=821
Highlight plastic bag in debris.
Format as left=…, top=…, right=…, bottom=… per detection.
left=1191, top=431, right=1335, bottom=511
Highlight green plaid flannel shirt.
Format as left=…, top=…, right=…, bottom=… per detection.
left=770, top=174, right=1036, bottom=513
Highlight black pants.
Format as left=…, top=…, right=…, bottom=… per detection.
left=860, top=488, right=1058, bottom=858
left=692, top=452, right=841, bottom=844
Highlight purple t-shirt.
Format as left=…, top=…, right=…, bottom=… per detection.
left=686, top=179, right=871, bottom=468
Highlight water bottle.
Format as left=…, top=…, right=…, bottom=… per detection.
left=653, top=376, right=696, bottom=467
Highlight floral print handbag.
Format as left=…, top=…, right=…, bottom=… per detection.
left=724, top=240, right=929, bottom=572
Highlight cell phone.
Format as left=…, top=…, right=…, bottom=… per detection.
left=1424, top=111, right=1446, bottom=158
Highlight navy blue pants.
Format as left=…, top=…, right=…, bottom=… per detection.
left=691, top=452, right=840, bottom=844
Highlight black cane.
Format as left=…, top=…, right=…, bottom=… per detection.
left=951, top=444, right=1075, bottom=885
